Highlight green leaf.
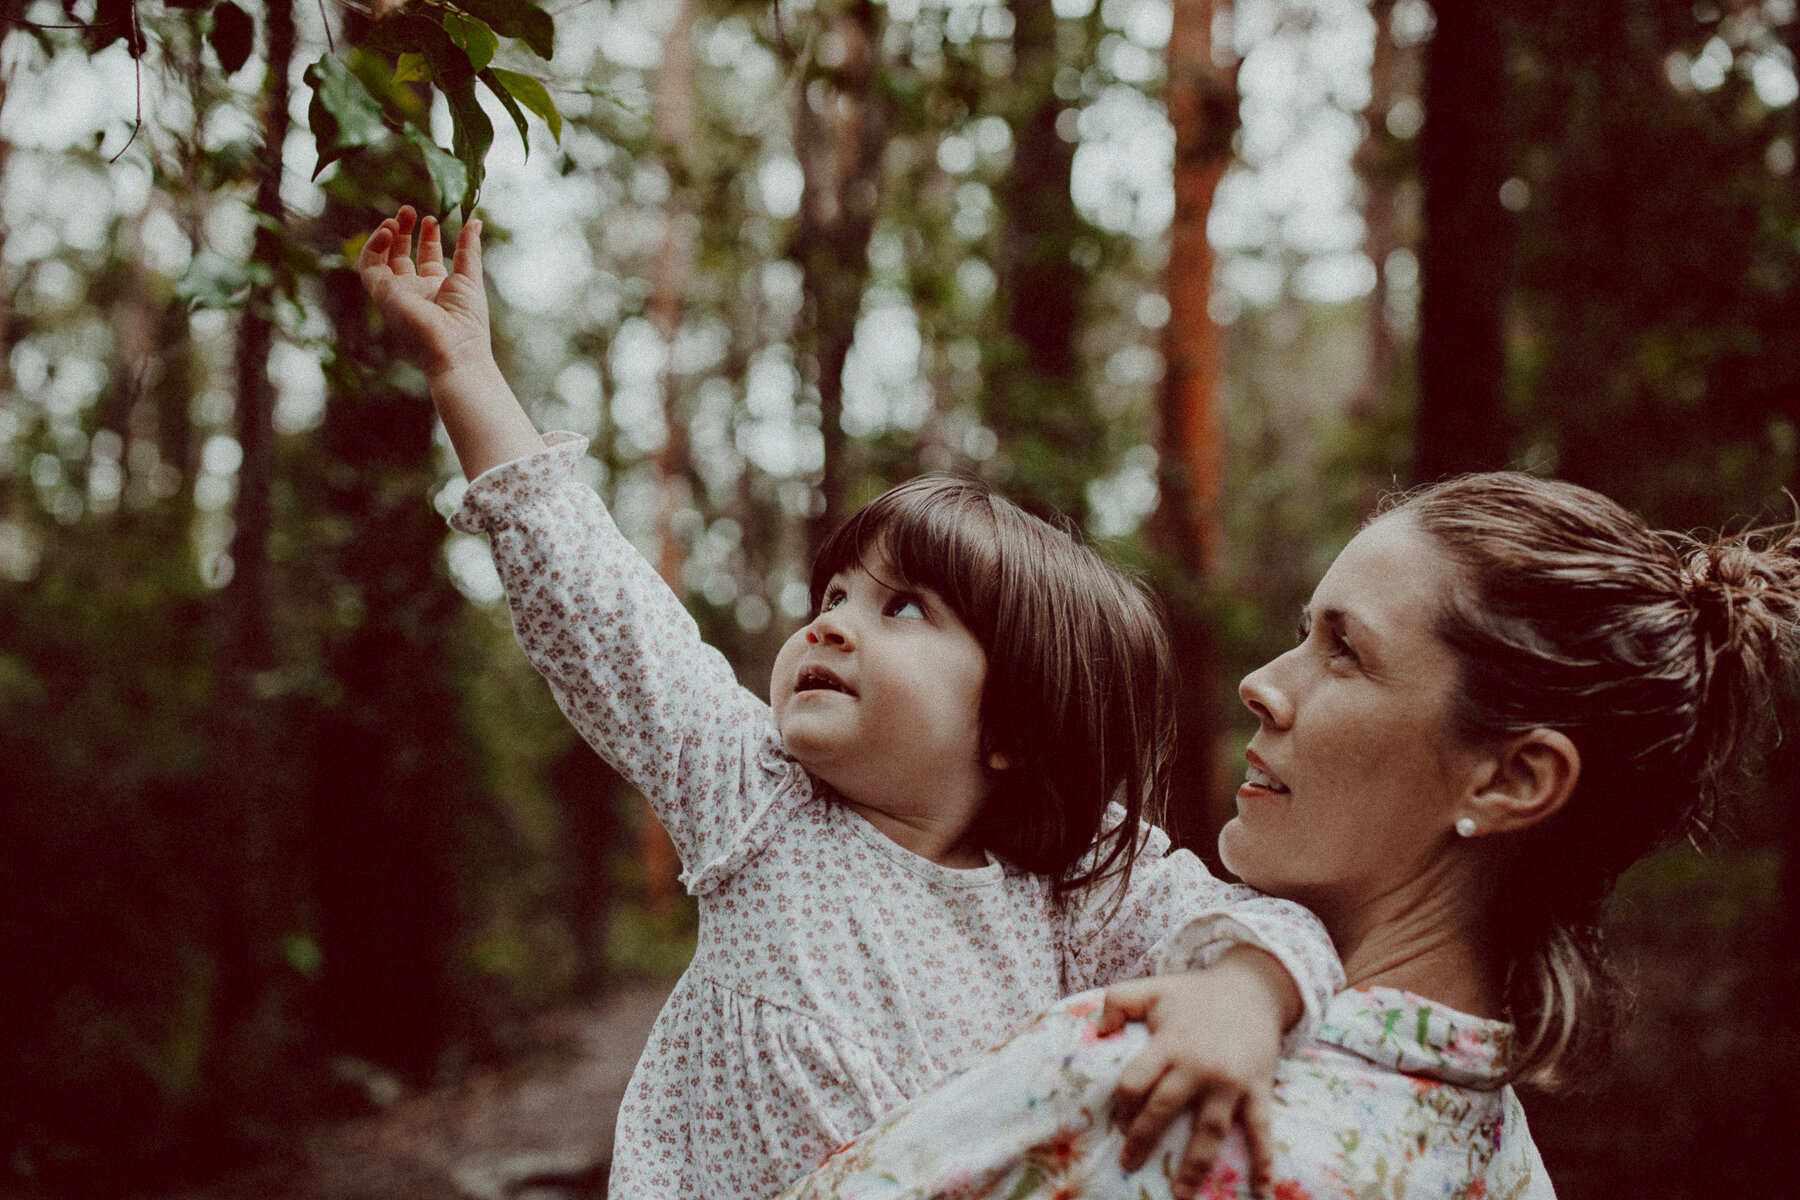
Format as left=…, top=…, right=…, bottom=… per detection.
left=488, top=67, right=561, bottom=144
left=443, top=10, right=499, bottom=73
left=478, top=69, right=531, bottom=159
left=404, top=126, right=469, bottom=217
left=175, top=250, right=273, bottom=311
left=450, top=0, right=555, bottom=60
left=207, top=1, right=255, bottom=74
left=417, top=25, right=493, bottom=218
left=393, top=52, right=431, bottom=84
left=304, top=55, right=390, bottom=181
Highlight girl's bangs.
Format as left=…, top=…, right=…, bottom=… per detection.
left=808, top=482, right=1000, bottom=629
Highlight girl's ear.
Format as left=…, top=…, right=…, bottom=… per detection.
left=986, top=750, right=1011, bottom=772
left=1463, top=729, right=1580, bottom=837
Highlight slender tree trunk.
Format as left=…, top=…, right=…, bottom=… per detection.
left=1413, top=2, right=1511, bottom=481
left=986, top=0, right=1100, bottom=519
left=1349, top=0, right=1421, bottom=427
left=1146, top=0, right=1237, bottom=851
left=203, top=0, right=298, bottom=1119
left=1774, top=12, right=1800, bottom=987
left=793, top=0, right=888, bottom=560
left=0, top=65, right=9, bottom=375
left=1152, top=0, right=1237, bottom=578
left=640, top=0, right=696, bottom=919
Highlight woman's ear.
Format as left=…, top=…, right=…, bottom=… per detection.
left=986, top=750, right=1011, bottom=772
left=1464, top=729, right=1580, bottom=836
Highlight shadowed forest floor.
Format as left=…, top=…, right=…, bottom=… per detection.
left=147, top=980, right=674, bottom=1200
left=102, top=845, right=1789, bottom=1200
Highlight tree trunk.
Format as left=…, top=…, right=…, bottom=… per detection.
left=1144, top=0, right=1237, bottom=853
left=202, top=0, right=299, bottom=1115
left=1348, top=0, right=1422, bottom=429
left=1152, top=0, right=1237, bottom=578
left=985, top=0, right=1102, bottom=519
left=640, top=0, right=696, bottom=919
left=1413, top=2, right=1511, bottom=481
left=793, top=0, right=888, bottom=560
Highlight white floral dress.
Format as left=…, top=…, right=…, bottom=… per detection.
left=451, top=436, right=1346, bottom=1200
left=782, top=987, right=1556, bottom=1200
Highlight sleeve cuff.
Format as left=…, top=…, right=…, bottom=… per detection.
left=447, top=431, right=589, bottom=534
left=1154, top=913, right=1335, bottom=1056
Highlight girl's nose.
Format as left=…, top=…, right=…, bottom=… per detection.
left=806, top=611, right=853, bottom=649
left=1239, top=655, right=1295, bottom=729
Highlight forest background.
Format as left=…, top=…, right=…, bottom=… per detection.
left=1, top=0, right=1797, bottom=1195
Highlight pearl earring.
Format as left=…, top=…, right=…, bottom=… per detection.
left=1455, top=816, right=1478, bottom=838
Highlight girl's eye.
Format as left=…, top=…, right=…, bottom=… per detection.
left=820, top=588, right=846, bottom=613
left=888, top=595, right=926, bottom=619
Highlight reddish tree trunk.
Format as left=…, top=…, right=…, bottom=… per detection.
left=1150, top=0, right=1237, bottom=851
left=1153, top=0, right=1236, bottom=579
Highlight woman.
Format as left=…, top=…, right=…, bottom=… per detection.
left=779, top=471, right=1800, bottom=1200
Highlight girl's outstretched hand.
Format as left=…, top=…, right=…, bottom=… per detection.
left=1099, top=949, right=1294, bottom=1199
left=359, top=206, right=492, bottom=381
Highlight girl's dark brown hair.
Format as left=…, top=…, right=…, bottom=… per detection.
left=1381, top=472, right=1800, bottom=1089
left=812, top=475, right=1176, bottom=905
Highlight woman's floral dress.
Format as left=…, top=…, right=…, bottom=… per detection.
left=782, top=986, right=1554, bottom=1200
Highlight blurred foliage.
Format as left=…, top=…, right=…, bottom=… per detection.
left=0, top=0, right=1796, bottom=1195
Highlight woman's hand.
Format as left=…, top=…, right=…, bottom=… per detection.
left=358, top=206, right=493, bottom=382
left=1099, top=948, right=1295, bottom=1198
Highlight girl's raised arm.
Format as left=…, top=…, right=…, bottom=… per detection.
left=359, top=207, right=542, bottom=479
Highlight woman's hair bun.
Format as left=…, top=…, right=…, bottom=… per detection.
left=1674, top=527, right=1800, bottom=799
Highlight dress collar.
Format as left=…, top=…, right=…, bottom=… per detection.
left=1317, top=986, right=1515, bottom=1088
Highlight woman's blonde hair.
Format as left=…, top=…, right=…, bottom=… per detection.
left=1383, top=472, right=1800, bottom=1088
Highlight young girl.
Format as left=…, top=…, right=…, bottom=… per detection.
left=359, top=208, right=1343, bottom=1199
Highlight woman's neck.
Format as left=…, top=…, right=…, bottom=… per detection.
left=1321, top=873, right=1500, bottom=1018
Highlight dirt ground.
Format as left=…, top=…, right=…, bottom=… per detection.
left=164, top=980, right=674, bottom=1200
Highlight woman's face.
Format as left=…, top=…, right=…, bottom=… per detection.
left=1222, top=514, right=1491, bottom=923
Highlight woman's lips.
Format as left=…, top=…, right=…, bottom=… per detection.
left=1242, top=751, right=1289, bottom=794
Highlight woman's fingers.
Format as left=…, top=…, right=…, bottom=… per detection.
left=1170, top=1090, right=1238, bottom=1198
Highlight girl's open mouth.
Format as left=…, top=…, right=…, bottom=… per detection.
left=795, top=665, right=853, bottom=695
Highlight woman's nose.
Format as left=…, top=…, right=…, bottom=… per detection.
left=1239, top=655, right=1295, bottom=728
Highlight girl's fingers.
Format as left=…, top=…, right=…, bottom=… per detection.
left=1111, top=1044, right=1166, bottom=1128
left=1120, top=1069, right=1193, bottom=1171
left=388, top=206, right=418, bottom=275
left=417, top=214, right=446, bottom=275
left=452, top=218, right=484, bottom=284
left=1241, top=1089, right=1274, bottom=1198
left=1171, top=1091, right=1237, bottom=1199
left=357, top=222, right=394, bottom=273
left=1098, top=980, right=1150, bottom=1036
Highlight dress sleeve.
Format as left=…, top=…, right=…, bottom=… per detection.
left=1061, top=810, right=1344, bottom=1051
left=450, top=433, right=812, bottom=895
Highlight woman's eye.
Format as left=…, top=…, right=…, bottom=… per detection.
left=1294, top=622, right=1310, bottom=646
left=1328, top=633, right=1357, bottom=662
